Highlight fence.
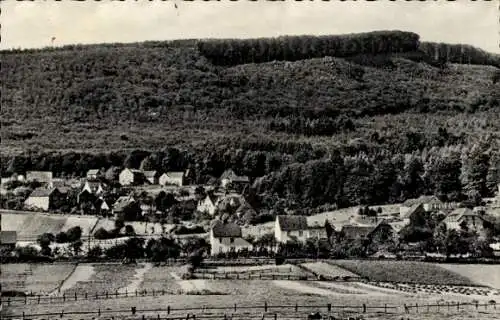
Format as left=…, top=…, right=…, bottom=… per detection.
left=1, top=301, right=498, bottom=319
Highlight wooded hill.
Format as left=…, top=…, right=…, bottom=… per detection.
left=1, top=30, right=499, bottom=210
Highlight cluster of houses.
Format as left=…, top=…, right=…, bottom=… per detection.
left=2, top=168, right=252, bottom=218
left=209, top=191, right=500, bottom=257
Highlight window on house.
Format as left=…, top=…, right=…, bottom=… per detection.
left=299, top=231, right=303, bottom=237
left=230, top=237, right=234, bottom=243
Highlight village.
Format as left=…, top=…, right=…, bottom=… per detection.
left=1, top=167, right=500, bottom=261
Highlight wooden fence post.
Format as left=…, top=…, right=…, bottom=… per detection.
left=234, top=303, right=237, bottom=312
left=416, top=303, right=418, bottom=313
left=24, top=295, right=27, bottom=304
left=63, top=294, right=66, bottom=302
left=7, top=297, right=10, bottom=306
left=265, top=301, right=268, bottom=312
left=274, top=313, right=277, bottom=320
left=135, top=289, right=138, bottom=297
left=75, top=291, right=77, bottom=301
left=106, top=291, right=109, bottom=299
left=85, top=292, right=87, bottom=300
left=362, top=304, right=366, bottom=313
left=476, top=301, right=479, bottom=310
left=384, top=304, right=387, bottom=313
left=98, top=308, right=101, bottom=316
left=457, top=302, right=460, bottom=311
left=168, top=305, right=171, bottom=314
left=295, top=303, right=298, bottom=312
left=22, top=311, right=25, bottom=320
left=38, top=295, right=41, bottom=304
left=115, top=289, right=118, bottom=298
left=327, top=303, right=331, bottom=312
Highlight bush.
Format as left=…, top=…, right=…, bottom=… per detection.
left=66, top=226, right=82, bottom=242
left=124, top=225, right=136, bottom=236
left=173, top=225, right=205, bottom=235
left=87, top=246, right=103, bottom=260
left=94, top=227, right=110, bottom=240
left=55, top=231, right=69, bottom=243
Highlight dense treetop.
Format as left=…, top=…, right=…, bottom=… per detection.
left=1, top=31, right=499, bottom=210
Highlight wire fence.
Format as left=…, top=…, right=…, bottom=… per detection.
left=1, top=301, right=499, bottom=319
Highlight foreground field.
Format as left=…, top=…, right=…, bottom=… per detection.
left=2, top=262, right=500, bottom=319
left=330, top=260, right=477, bottom=286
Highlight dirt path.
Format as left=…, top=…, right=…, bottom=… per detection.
left=50, top=264, right=94, bottom=296
left=118, top=263, right=152, bottom=294
left=170, top=271, right=207, bottom=292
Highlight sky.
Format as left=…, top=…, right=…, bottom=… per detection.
left=1, top=0, right=499, bottom=53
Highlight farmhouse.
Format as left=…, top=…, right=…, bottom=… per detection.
left=341, top=221, right=394, bottom=242
left=144, top=170, right=161, bottom=185
left=197, top=193, right=221, bottom=215
left=442, top=208, right=489, bottom=234
left=220, top=169, right=249, bottom=190
left=209, top=220, right=252, bottom=255
left=400, top=196, right=457, bottom=215
left=86, top=169, right=100, bottom=180
left=119, top=168, right=145, bottom=186
left=0, top=231, right=17, bottom=250
left=159, top=172, right=185, bottom=186
left=275, top=215, right=309, bottom=243
left=24, top=187, right=65, bottom=211
left=26, top=171, right=53, bottom=187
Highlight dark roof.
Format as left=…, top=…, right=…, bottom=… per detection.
left=211, top=220, right=242, bottom=238
left=403, top=195, right=443, bottom=207
left=443, top=208, right=482, bottom=223
left=29, top=187, right=58, bottom=197
left=402, top=203, right=425, bottom=219
left=277, top=215, right=308, bottom=231
left=341, top=225, right=374, bottom=239
left=0, top=231, right=17, bottom=244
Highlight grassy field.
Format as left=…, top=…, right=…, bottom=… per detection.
left=438, top=264, right=500, bottom=289
left=1, top=263, right=76, bottom=294
left=2, top=261, right=500, bottom=319
left=330, top=260, right=477, bottom=286
left=300, top=262, right=360, bottom=279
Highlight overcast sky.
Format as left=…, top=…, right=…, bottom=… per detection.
left=2, top=1, right=498, bottom=53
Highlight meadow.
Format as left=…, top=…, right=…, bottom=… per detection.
left=2, top=261, right=500, bottom=319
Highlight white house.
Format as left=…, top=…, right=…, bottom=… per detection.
left=197, top=194, right=221, bottom=216
left=275, top=215, right=309, bottom=243
left=209, top=220, right=252, bottom=256
left=119, top=168, right=145, bottom=186
left=442, top=208, right=488, bottom=235
left=24, top=188, right=64, bottom=211
left=400, top=196, right=458, bottom=215
left=86, top=169, right=100, bottom=180
left=159, top=172, right=185, bottom=186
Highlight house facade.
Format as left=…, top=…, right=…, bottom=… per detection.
left=119, top=168, right=145, bottom=186
left=209, top=220, right=252, bottom=255
left=442, top=208, right=488, bottom=235
left=275, top=215, right=309, bottom=243
left=400, top=196, right=458, bottom=215
left=159, top=172, right=185, bottom=186
left=86, top=169, right=100, bottom=180
left=24, top=188, right=65, bottom=211
left=197, top=194, right=220, bottom=215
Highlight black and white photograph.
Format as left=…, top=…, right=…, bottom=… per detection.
left=1, top=1, right=499, bottom=319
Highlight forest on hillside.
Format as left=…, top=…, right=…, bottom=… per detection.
left=1, top=31, right=499, bottom=211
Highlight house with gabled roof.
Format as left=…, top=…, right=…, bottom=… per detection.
left=442, top=208, right=489, bottom=235
left=24, top=187, right=65, bottom=211
left=341, top=220, right=395, bottom=243
left=119, top=168, right=145, bottom=186
left=86, top=169, right=100, bottom=180
left=143, top=170, right=161, bottom=185
left=209, top=220, right=252, bottom=255
left=159, top=171, right=185, bottom=186
left=400, top=195, right=458, bottom=215
left=275, top=215, right=308, bottom=243
left=197, top=193, right=221, bottom=215
left=220, top=169, right=249, bottom=189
